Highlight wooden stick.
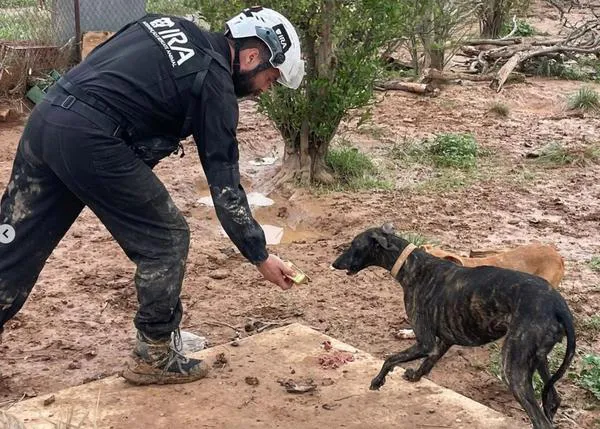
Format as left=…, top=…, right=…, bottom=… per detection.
left=203, top=320, right=240, bottom=332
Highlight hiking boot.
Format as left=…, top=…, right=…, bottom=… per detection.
left=121, top=329, right=209, bottom=385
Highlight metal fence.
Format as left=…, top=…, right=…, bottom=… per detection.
left=0, top=0, right=200, bottom=98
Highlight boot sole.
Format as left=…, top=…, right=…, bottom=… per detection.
left=121, top=363, right=210, bottom=386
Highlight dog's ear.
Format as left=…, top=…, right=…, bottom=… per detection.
left=381, top=222, right=395, bottom=234
left=373, top=233, right=400, bottom=251
left=443, top=255, right=464, bottom=266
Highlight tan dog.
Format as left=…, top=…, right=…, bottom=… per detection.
left=422, top=243, right=564, bottom=288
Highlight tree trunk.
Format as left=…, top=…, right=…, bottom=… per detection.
left=273, top=0, right=337, bottom=187
left=276, top=129, right=334, bottom=187
left=428, top=47, right=445, bottom=70
left=311, top=136, right=334, bottom=184
left=480, top=1, right=506, bottom=39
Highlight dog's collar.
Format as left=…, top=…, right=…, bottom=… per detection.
left=391, top=243, right=417, bottom=278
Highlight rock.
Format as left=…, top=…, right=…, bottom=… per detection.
left=67, top=361, right=81, bottom=370
left=208, top=269, right=229, bottom=280
left=245, top=376, right=259, bottom=386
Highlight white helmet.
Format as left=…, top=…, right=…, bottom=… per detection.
left=225, top=7, right=305, bottom=89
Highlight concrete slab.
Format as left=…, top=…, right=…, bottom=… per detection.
left=6, top=324, right=526, bottom=429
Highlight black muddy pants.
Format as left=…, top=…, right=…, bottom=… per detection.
left=0, top=87, right=189, bottom=340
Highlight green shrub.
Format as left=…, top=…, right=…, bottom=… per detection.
left=326, top=147, right=390, bottom=191
left=429, top=133, right=479, bottom=169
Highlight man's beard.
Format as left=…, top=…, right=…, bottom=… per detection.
left=232, top=68, right=258, bottom=98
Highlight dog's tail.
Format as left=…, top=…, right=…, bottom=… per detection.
left=542, top=304, right=576, bottom=420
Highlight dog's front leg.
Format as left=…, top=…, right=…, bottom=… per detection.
left=370, top=343, right=430, bottom=390
left=403, top=341, right=451, bottom=382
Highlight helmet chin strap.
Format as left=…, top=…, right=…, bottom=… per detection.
left=233, top=40, right=242, bottom=75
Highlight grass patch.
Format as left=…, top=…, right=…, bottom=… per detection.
left=429, top=133, right=479, bottom=169
left=390, top=133, right=481, bottom=170
left=589, top=256, right=600, bottom=272
left=535, top=142, right=576, bottom=166
left=0, top=8, right=52, bottom=41
left=389, top=134, right=492, bottom=193
left=574, top=354, right=600, bottom=401
left=533, top=142, right=600, bottom=167
left=568, top=87, right=600, bottom=111
left=0, top=0, right=36, bottom=7
left=488, top=341, right=570, bottom=399
left=528, top=58, right=589, bottom=81
left=325, top=146, right=391, bottom=191
left=489, top=102, right=510, bottom=117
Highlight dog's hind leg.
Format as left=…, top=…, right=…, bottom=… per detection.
left=403, top=340, right=451, bottom=382
left=502, top=335, right=554, bottom=429
left=537, top=357, right=561, bottom=421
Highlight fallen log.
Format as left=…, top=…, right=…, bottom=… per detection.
left=374, top=80, right=435, bottom=95
left=463, top=37, right=522, bottom=46
left=375, top=80, right=431, bottom=93
left=421, top=68, right=495, bottom=82
left=490, top=52, right=527, bottom=91
left=491, top=44, right=600, bottom=91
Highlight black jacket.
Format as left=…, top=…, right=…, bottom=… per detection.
left=64, top=14, right=268, bottom=264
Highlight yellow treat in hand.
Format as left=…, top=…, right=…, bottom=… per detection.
left=285, top=261, right=310, bottom=284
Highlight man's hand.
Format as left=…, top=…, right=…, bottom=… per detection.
left=257, top=254, right=295, bottom=290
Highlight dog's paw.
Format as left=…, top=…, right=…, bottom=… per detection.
left=370, top=377, right=385, bottom=390
left=403, top=368, right=421, bottom=382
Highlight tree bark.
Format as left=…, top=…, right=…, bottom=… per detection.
left=428, top=47, right=445, bottom=71
left=490, top=51, right=526, bottom=91
left=479, top=1, right=505, bottom=39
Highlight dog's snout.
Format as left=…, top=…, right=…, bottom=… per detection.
left=332, top=252, right=350, bottom=270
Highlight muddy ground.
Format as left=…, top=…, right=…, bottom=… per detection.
left=1, top=6, right=600, bottom=428
left=1, top=75, right=599, bottom=428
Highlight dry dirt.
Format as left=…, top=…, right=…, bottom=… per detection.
left=6, top=324, right=529, bottom=429
left=2, top=30, right=600, bottom=429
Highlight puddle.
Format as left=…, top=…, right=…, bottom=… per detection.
left=218, top=224, right=320, bottom=245
left=196, top=190, right=323, bottom=245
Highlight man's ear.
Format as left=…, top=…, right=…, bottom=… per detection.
left=373, top=233, right=399, bottom=251
left=243, top=47, right=261, bottom=67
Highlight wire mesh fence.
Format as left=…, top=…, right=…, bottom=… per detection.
left=0, top=0, right=203, bottom=100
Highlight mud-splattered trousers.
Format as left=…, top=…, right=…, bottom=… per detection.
left=0, top=93, right=191, bottom=340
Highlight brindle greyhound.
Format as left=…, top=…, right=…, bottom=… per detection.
left=332, top=224, right=576, bottom=429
